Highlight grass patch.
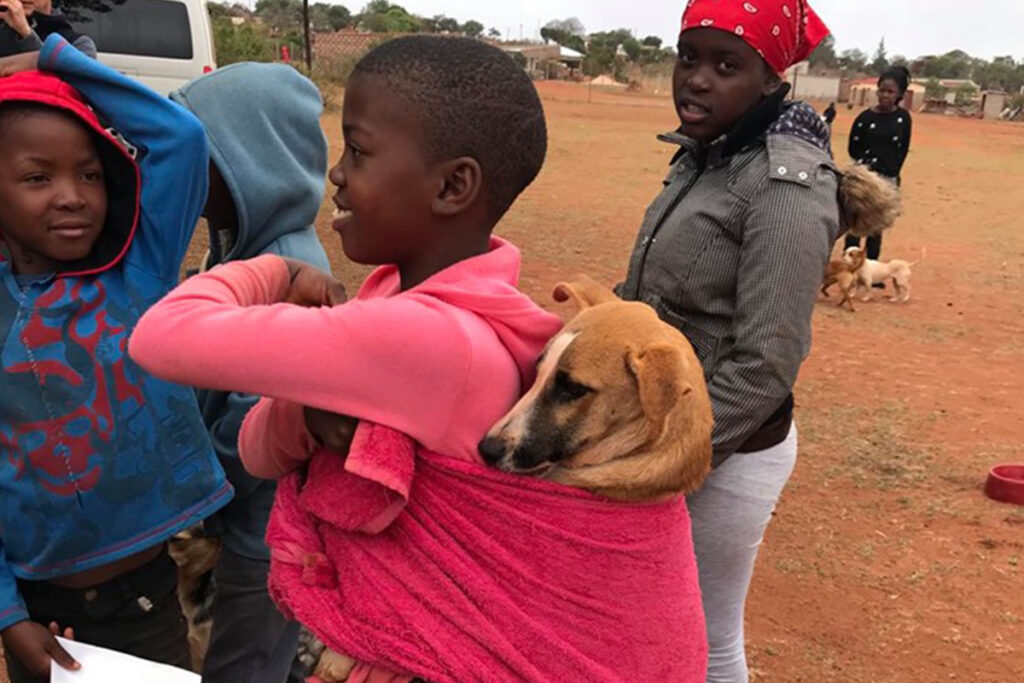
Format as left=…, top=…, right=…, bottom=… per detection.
left=810, top=401, right=936, bottom=490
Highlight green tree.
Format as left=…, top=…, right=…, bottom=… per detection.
left=421, top=14, right=458, bottom=32
left=544, top=17, right=585, bottom=37
left=870, top=37, right=888, bottom=75
left=326, top=4, right=352, bottom=30
left=51, top=0, right=125, bottom=22
left=358, top=1, right=420, bottom=33
left=838, top=48, right=868, bottom=72
left=436, top=16, right=460, bottom=32
left=461, top=20, right=484, bottom=38
left=211, top=15, right=275, bottom=65
left=308, top=3, right=351, bottom=31
left=916, top=50, right=973, bottom=79
left=808, top=34, right=838, bottom=69
left=642, top=36, right=662, bottom=49
left=255, top=0, right=303, bottom=34
left=583, top=30, right=641, bottom=78
left=487, top=27, right=501, bottom=38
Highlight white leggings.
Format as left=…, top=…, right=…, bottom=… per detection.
left=687, top=426, right=798, bottom=683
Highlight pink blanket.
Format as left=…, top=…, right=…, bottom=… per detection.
left=267, top=423, right=708, bottom=682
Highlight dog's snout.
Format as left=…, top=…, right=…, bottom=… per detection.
left=478, top=435, right=507, bottom=465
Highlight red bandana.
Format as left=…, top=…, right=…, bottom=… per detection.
left=680, top=0, right=830, bottom=73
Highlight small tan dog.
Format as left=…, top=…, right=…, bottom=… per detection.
left=479, top=276, right=713, bottom=501
left=844, top=246, right=925, bottom=303
left=821, top=248, right=867, bottom=312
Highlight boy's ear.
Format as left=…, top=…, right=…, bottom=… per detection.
left=432, top=157, right=483, bottom=217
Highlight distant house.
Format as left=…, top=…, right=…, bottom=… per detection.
left=981, top=91, right=1008, bottom=119
left=847, top=77, right=926, bottom=112
left=500, top=43, right=583, bottom=79
left=783, top=61, right=840, bottom=101
left=936, top=79, right=980, bottom=105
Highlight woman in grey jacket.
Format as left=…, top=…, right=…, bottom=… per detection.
left=619, top=2, right=838, bottom=681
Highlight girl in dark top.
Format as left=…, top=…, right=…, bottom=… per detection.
left=844, top=66, right=912, bottom=259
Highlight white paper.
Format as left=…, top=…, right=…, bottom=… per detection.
left=50, top=637, right=200, bottom=683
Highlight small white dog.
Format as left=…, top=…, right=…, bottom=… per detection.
left=843, top=246, right=925, bottom=303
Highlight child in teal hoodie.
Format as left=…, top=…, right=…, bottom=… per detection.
left=169, top=63, right=330, bottom=683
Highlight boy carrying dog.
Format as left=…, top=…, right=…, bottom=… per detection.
left=129, top=36, right=562, bottom=683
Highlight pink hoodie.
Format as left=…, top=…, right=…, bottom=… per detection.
left=130, top=237, right=561, bottom=471
left=129, top=238, right=563, bottom=682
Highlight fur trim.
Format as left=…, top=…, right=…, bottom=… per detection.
left=838, top=164, right=902, bottom=238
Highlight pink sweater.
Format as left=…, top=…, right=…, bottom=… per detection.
left=129, top=237, right=563, bottom=682
left=130, top=237, right=561, bottom=471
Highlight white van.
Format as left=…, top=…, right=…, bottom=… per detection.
left=68, top=0, right=215, bottom=96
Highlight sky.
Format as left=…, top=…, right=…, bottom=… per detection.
left=321, top=0, right=1024, bottom=61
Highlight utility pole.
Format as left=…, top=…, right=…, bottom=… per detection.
left=302, top=0, right=312, bottom=71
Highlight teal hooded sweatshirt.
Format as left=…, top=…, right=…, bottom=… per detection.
left=170, top=62, right=331, bottom=560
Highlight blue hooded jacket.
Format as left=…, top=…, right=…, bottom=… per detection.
left=170, top=63, right=330, bottom=561
left=0, top=37, right=231, bottom=630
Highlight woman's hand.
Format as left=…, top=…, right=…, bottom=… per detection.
left=1, top=620, right=80, bottom=678
left=0, top=50, right=39, bottom=77
left=280, top=258, right=347, bottom=308
left=0, top=0, right=32, bottom=38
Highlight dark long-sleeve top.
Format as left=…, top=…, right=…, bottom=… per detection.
left=848, top=107, right=912, bottom=180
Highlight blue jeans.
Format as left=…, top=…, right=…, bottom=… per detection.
left=688, top=426, right=798, bottom=683
left=201, top=548, right=300, bottom=683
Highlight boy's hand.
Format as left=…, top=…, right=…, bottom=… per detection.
left=0, top=50, right=39, bottom=77
left=304, top=407, right=357, bottom=455
left=1, top=620, right=81, bottom=678
left=0, top=0, right=32, bottom=39
left=281, top=258, right=347, bottom=308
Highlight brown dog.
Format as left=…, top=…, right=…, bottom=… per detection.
left=167, top=528, right=221, bottom=672
left=821, top=247, right=866, bottom=312
left=479, top=277, right=713, bottom=501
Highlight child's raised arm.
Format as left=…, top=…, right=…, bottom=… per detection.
left=129, top=255, right=472, bottom=451
left=37, top=36, right=209, bottom=282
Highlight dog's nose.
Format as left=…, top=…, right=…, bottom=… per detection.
left=478, top=435, right=506, bottom=465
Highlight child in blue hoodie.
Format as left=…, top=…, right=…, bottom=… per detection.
left=0, top=40, right=230, bottom=682
left=168, top=63, right=331, bottom=683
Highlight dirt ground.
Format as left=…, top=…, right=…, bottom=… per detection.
left=4, top=82, right=1022, bottom=682
left=311, top=82, right=1024, bottom=682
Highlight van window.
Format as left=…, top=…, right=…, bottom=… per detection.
left=70, top=0, right=194, bottom=60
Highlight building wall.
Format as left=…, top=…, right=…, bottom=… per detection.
left=982, top=92, right=1007, bottom=119
left=787, top=74, right=841, bottom=100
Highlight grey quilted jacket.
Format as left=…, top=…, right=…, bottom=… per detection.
left=620, top=100, right=841, bottom=467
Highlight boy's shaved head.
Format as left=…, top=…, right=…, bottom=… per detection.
left=352, top=36, right=547, bottom=221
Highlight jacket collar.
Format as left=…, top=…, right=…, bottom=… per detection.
left=661, top=84, right=791, bottom=167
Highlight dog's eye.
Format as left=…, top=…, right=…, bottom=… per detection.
left=551, top=371, right=593, bottom=404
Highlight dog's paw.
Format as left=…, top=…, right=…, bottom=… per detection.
left=313, top=649, right=358, bottom=682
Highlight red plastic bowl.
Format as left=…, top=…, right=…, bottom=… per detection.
left=985, top=465, right=1024, bottom=506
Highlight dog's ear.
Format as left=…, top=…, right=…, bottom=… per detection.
left=626, top=344, right=692, bottom=422
left=552, top=276, right=619, bottom=311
